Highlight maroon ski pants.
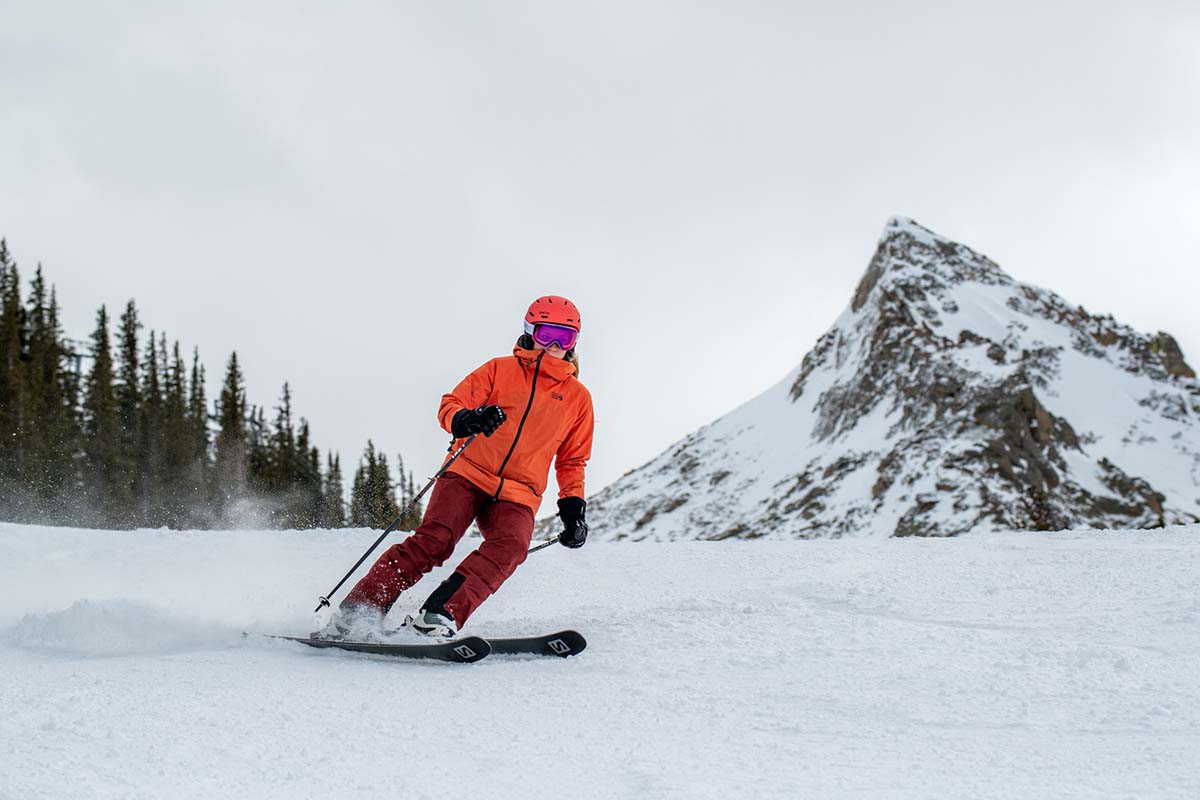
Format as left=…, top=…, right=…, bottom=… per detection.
left=341, top=471, right=535, bottom=626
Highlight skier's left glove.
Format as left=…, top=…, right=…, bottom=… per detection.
left=557, top=497, right=588, bottom=549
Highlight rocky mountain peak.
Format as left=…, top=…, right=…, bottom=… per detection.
left=586, top=218, right=1200, bottom=539
left=851, top=216, right=1010, bottom=313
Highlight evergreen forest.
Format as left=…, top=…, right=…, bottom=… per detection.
left=0, top=239, right=422, bottom=531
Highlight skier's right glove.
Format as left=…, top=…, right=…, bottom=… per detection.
left=557, top=497, right=588, bottom=549
left=452, top=405, right=507, bottom=438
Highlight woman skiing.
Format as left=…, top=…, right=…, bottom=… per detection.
left=320, top=295, right=594, bottom=639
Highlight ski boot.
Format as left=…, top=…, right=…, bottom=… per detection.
left=403, top=609, right=457, bottom=639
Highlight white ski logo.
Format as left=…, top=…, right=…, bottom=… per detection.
left=454, top=644, right=478, bottom=659
left=548, top=638, right=571, bottom=655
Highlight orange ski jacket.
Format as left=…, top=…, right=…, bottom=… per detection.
left=437, top=345, right=594, bottom=513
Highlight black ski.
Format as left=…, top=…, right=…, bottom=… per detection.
left=259, top=633, right=491, bottom=663
left=485, top=629, right=587, bottom=658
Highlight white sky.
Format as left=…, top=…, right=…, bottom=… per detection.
left=2, top=2, right=1198, bottom=517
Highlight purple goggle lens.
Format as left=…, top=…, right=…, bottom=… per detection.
left=530, top=322, right=579, bottom=350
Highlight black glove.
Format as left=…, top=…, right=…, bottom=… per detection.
left=557, top=497, right=588, bottom=549
left=452, top=405, right=507, bottom=438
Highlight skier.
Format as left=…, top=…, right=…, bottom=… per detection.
left=318, top=295, right=594, bottom=639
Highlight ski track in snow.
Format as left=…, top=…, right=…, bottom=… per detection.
left=1, top=523, right=1199, bottom=799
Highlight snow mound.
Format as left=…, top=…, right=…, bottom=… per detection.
left=6, top=599, right=237, bottom=656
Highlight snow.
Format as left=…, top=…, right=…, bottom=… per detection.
left=3, top=523, right=1199, bottom=799
left=933, top=280, right=1019, bottom=346
left=884, top=216, right=942, bottom=248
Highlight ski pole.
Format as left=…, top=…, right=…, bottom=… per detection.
left=314, top=434, right=478, bottom=613
left=527, top=537, right=559, bottom=554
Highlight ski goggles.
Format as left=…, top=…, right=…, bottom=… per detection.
left=525, top=321, right=579, bottom=350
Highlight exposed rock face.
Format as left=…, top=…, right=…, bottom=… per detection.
left=1151, top=333, right=1196, bottom=379
left=587, top=217, right=1200, bottom=539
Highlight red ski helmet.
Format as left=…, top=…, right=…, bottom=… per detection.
left=524, top=295, right=581, bottom=332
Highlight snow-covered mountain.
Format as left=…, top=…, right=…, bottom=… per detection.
left=590, top=217, right=1200, bottom=539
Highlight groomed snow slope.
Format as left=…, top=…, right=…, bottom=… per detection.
left=2, top=523, right=1199, bottom=799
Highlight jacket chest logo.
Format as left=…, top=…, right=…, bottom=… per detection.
left=550, top=392, right=564, bottom=402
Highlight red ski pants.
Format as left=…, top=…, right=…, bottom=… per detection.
left=341, top=471, right=535, bottom=625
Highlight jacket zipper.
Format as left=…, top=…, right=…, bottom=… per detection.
left=492, top=351, right=545, bottom=502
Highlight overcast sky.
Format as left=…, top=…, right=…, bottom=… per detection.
left=2, top=2, right=1198, bottom=517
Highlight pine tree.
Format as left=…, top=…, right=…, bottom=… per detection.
left=319, top=452, right=346, bottom=529
left=270, top=383, right=296, bottom=504
left=348, top=443, right=371, bottom=527
left=21, top=266, right=76, bottom=521
left=183, top=348, right=210, bottom=526
left=250, top=403, right=272, bottom=512
left=398, top=457, right=422, bottom=530
left=293, top=418, right=322, bottom=528
left=395, top=453, right=407, bottom=510
left=0, top=243, right=26, bottom=510
left=45, top=286, right=81, bottom=518
left=113, top=301, right=143, bottom=525
left=246, top=404, right=270, bottom=516
left=160, top=340, right=191, bottom=528
left=395, top=453, right=423, bottom=530
left=256, top=385, right=296, bottom=526
left=82, top=306, right=121, bottom=526
left=55, top=288, right=84, bottom=436
left=18, top=267, right=47, bottom=502
left=140, top=329, right=166, bottom=524
left=213, top=351, right=248, bottom=514
left=371, top=450, right=400, bottom=528
left=187, top=349, right=208, bottom=460
left=349, top=442, right=404, bottom=529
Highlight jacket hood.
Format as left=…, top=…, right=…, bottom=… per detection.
left=512, top=345, right=579, bottom=379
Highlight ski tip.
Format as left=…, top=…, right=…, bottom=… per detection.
left=484, top=629, right=587, bottom=658
left=547, top=630, right=587, bottom=657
